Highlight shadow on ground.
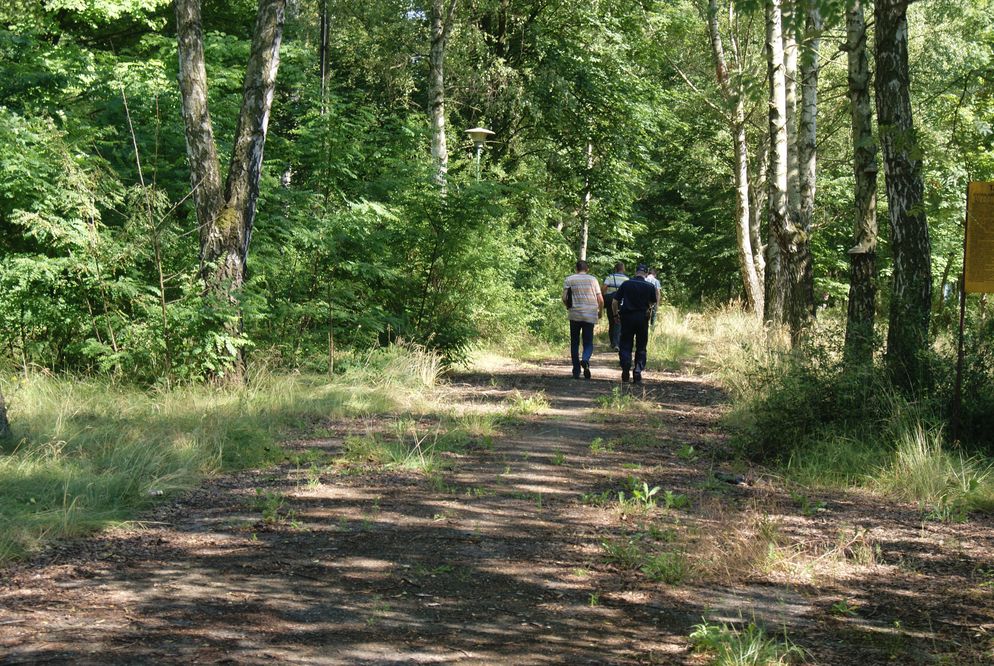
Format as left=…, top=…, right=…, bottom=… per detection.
left=1, top=349, right=992, bottom=665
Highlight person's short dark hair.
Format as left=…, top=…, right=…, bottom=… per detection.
left=576, top=259, right=589, bottom=272
left=636, top=263, right=649, bottom=274
left=614, top=262, right=625, bottom=273
left=649, top=268, right=657, bottom=275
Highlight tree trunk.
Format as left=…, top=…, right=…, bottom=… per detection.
left=319, top=0, right=329, bottom=114
left=0, top=386, right=9, bottom=439
left=430, top=0, right=457, bottom=187
left=708, top=0, right=763, bottom=317
left=794, top=0, right=821, bottom=330
left=578, top=140, right=592, bottom=260
left=749, top=140, right=768, bottom=289
left=175, top=0, right=224, bottom=260
left=764, top=0, right=793, bottom=327
left=875, top=0, right=931, bottom=386
left=175, top=0, right=287, bottom=379
left=783, top=1, right=800, bottom=218
left=843, top=0, right=878, bottom=366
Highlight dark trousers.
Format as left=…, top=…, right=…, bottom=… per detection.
left=618, top=311, right=649, bottom=372
left=569, top=320, right=595, bottom=376
left=604, top=293, right=621, bottom=348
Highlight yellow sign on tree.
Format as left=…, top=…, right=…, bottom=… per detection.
left=966, top=182, right=994, bottom=293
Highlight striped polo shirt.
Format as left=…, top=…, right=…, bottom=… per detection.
left=603, top=272, right=627, bottom=294
left=564, top=273, right=601, bottom=323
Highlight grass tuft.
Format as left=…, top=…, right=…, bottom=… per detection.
left=689, top=619, right=805, bottom=665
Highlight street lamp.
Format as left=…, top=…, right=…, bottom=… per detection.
left=465, top=127, right=495, bottom=180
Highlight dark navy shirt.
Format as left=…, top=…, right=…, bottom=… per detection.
left=614, top=275, right=658, bottom=315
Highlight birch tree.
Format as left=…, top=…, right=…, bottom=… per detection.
left=430, top=0, right=458, bottom=187
left=843, top=0, right=878, bottom=365
left=874, top=0, right=932, bottom=385
left=707, top=0, right=764, bottom=316
left=764, top=0, right=793, bottom=326
left=579, top=140, right=593, bottom=260
left=175, top=0, right=286, bottom=377
left=793, top=0, right=821, bottom=329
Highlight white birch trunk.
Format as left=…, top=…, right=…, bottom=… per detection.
left=764, top=0, right=791, bottom=326
left=579, top=140, right=592, bottom=260
left=708, top=0, right=763, bottom=316
left=430, top=0, right=457, bottom=187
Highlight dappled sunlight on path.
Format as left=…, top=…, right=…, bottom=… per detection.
left=1, top=349, right=992, bottom=664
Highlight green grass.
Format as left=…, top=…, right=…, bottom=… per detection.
left=646, top=307, right=701, bottom=371
left=504, top=390, right=549, bottom=416
left=689, top=620, right=805, bottom=665
left=0, top=344, right=441, bottom=562
left=340, top=428, right=462, bottom=475
left=642, top=550, right=689, bottom=584
left=686, top=306, right=994, bottom=519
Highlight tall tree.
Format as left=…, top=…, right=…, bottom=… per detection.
left=0, top=387, right=9, bottom=438
left=175, top=0, right=287, bottom=377
left=874, top=0, right=931, bottom=384
left=579, top=139, right=593, bottom=260
left=794, top=0, right=821, bottom=329
left=430, top=0, right=458, bottom=187
left=843, top=0, right=878, bottom=365
left=707, top=0, right=764, bottom=316
left=764, top=0, right=793, bottom=327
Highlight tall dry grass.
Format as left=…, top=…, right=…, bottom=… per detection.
left=0, top=343, right=443, bottom=561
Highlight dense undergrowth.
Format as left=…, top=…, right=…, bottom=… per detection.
left=0, top=344, right=443, bottom=562
left=657, top=306, right=994, bottom=519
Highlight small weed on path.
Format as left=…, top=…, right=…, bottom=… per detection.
left=689, top=620, right=805, bottom=665
left=504, top=390, right=549, bottom=417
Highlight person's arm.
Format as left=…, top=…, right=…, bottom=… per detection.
left=596, top=285, right=605, bottom=317
left=612, top=284, right=623, bottom=318
left=562, top=287, right=570, bottom=306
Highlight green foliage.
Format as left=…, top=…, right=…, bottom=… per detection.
left=641, top=551, right=689, bottom=584
left=689, top=620, right=805, bottom=665
left=596, top=387, right=636, bottom=410
left=720, top=317, right=994, bottom=517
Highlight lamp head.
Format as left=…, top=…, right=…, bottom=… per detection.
left=465, top=127, right=495, bottom=148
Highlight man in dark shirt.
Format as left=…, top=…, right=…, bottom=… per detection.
left=610, top=264, right=660, bottom=383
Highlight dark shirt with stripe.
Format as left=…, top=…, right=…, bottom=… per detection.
left=614, top=276, right=658, bottom=315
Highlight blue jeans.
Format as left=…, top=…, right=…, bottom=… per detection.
left=569, top=320, right=595, bottom=377
left=618, top=311, right=649, bottom=372
left=604, top=293, right=621, bottom=348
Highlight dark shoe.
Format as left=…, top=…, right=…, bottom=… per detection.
left=633, top=372, right=642, bottom=384
left=622, top=368, right=630, bottom=383
left=572, top=372, right=581, bottom=379
left=581, top=361, right=591, bottom=379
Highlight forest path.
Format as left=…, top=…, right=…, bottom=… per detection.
left=1, top=349, right=993, bottom=664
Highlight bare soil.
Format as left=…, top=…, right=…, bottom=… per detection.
left=1, top=350, right=992, bottom=664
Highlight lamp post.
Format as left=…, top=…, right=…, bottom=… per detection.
left=465, top=127, right=495, bottom=180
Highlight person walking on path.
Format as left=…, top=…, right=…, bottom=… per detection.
left=602, top=262, right=628, bottom=350
left=610, top=263, right=659, bottom=383
left=645, top=268, right=661, bottom=328
left=563, top=259, right=604, bottom=379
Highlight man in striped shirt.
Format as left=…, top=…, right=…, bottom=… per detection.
left=563, top=260, right=604, bottom=379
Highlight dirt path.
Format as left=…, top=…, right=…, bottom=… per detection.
left=1, top=351, right=992, bottom=664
